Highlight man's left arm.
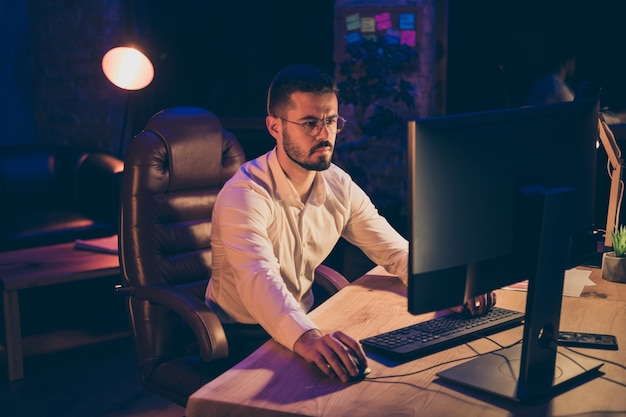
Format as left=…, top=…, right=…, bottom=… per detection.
left=341, top=182, right=495, bottom=314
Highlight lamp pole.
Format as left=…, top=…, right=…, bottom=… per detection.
left=101, top=46, right=154, bottom=158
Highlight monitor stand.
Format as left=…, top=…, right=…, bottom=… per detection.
left=581, top=251, right=603, bottom=268
left=437, top=189, right=604, bottom=402
left=436, top=344, right=603, bottom=402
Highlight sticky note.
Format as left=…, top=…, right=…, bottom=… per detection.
left=346, top=13, right=360, bottom=31
left=375, top=12, right=392, bottom=31
left=361, top=17, right=375, bottom=33
left=385, top=29, right=400, bottom=45
left=345, top=32, right=362, bottom=44
left=399, top=13, right=415, bottom=30
left=400, top=30, right=416, bottom=47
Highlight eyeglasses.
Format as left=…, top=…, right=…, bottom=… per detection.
left=274, top=115, right=346, bottom=137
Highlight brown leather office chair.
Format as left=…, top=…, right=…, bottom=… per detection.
left=118, top=106, right=349, bottom=406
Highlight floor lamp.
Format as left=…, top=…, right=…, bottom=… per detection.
left=101, top=46, right=154, bottom=157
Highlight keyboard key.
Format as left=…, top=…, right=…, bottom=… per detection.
left=360, top=307, right=524, bottom=361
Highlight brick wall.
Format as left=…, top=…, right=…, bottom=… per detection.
left=27, top=0, right=127, bottom=154
left=333, top=0, right=445, bottom=226
left=17, top=0, right=444, bottom=172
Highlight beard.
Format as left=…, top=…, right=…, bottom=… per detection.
left=282, top=128, right=333, bottom=171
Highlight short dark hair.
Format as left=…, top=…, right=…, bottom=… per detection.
left=266, top=64, right=338, bottom=116
left=547, top=37, right=577, bottom=72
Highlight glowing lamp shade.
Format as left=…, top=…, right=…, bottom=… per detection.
left=102, top=47, right=154, bottom=90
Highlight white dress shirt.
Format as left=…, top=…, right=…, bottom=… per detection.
left=206, top=148, right=408, bottom=350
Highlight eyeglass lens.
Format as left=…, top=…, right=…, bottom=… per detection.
left=305, top=118, right=345, bottom=136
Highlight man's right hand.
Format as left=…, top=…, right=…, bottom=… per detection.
left=293, top=329, right=368, bottom=383
left=450, top=291, right=496, bottom=316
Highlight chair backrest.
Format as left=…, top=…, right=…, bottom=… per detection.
left=119, top=106, right=245, bottom=292
left=118, top=107, right=245, bottom=405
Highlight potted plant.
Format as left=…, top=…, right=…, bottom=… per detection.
left=602, top=225, right=626, bottom=283
left=333, top=36, right=419, bottom=224
left=336, top=36, right=418, bottom=142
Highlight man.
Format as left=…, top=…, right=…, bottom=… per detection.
left=526, top=50, right=626, bottom=123
left=526, top=50, right=577, bottom=105
left=206, top=64, right=495, bottom=382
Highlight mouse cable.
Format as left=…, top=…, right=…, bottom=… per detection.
left=364, top=338, right=522, bottom=381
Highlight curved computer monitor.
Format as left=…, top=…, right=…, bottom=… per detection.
left=407, top=98, right=601, bottom=401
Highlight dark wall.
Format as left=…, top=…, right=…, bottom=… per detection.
left=132, top=0, right=336, bottom=124
left=1, top=2, right=36, bottom=146
left=446, top=0, right=626, bottom=114
left=5, top=1, right=626, bottom=152
left=0, top=0, right=335, bottom=154
left=3, top=1, right=130, bottom=152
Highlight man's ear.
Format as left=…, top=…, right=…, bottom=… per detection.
left=266, top=115, right=281, bottom=140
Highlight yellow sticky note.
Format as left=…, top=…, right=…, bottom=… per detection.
left=361, top=17, right=375, bottom=33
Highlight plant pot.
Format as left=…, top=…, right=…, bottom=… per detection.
left=601, top=251, right=626, bottom=283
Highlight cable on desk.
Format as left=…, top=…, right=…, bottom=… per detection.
left=543, top=334, right=626, bottom=373
left=364, top=338, right=523, bottom=381
left=483, top=335, right=507, bottom=349
left=548, top=336, right=626, bottom=389
left=560, top=345, right=626, bottom=372
left=560, top=345, right=626, bottom=389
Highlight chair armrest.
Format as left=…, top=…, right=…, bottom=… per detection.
left=314, top=264, right=350, bottom=296
left=132, top=284, right=228, bottom=362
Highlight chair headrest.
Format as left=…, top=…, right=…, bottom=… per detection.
left=144, top=107, right=227, bottom=191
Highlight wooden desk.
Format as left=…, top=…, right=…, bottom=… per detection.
left=187, top=267, right=626, bottom=417
left=0, top=238, right=120, bottom=381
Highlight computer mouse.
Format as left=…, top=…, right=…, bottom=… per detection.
left=347, top=353, right=371, bottom=381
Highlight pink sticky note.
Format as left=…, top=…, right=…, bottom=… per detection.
left=400, top=30, right=416, bottom=47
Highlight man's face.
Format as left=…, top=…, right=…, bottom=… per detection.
left=274, top=91, right=339, bottom=172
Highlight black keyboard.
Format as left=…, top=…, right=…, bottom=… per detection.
left=360, top=307, right=524, bottom=361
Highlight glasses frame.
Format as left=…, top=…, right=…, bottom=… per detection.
left=274, top=115, right=346, bottom=137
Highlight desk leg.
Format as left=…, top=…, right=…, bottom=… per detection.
left=2, top=290, right=24, bottom=381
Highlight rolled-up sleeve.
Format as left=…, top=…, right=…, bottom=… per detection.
left=341, top=181, right=409, bottom=285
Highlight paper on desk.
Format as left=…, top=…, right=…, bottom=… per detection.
left=502, top=268, right=594, bottom=297
left=73, top=235, right=118, bottom=255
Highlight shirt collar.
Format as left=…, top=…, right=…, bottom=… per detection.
left=267, top=148, right=328, bottom=206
